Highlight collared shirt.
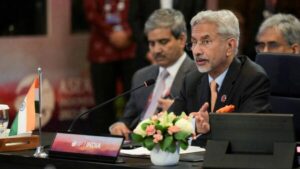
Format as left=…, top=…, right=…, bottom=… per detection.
left=208, top=69, right=229, bottom=92
left=160, top=0, right=173, bottom=9
left=153, top=53, right=187, bottom=96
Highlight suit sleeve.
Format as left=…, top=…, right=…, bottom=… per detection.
left=118, top=71, right=142, bottom=129
left=168, top=76, right=189, bottom=115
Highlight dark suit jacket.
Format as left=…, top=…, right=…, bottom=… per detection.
left=169, top=55, right=272, bottom=114
left=169, top=55, right=272, bottom=147
left=128, top=0, right=206, bottom=67
left=119, top=56, right=197, bottom=129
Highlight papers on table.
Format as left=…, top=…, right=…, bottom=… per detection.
left=120, top=145, right=205, bottom=156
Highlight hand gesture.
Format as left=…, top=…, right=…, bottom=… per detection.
left=190, top=102, right=210, bottom=134
left=110, top=122, right=131, bottom=140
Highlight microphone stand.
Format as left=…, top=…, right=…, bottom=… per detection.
left=67, top=79, right=155, bottom=133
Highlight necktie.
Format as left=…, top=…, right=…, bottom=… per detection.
left=143, top=69, right=169, bottom=119
left=210, top=80, right=218, bottom=112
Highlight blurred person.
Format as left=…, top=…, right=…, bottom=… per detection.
left=218, top=0, right=300, bottom=59
left=217, top=0, right=264, bottom=60
left=83, top=0, right=136, bottom=134
left=168, top=10, right=272, bottom=147
left=128, top=0, right=206, bottom=67
left=255, top=13, right=300, bottom=54
left=109, top=9, right=197, bottom=140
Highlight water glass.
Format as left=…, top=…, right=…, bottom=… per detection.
left=0, top=104, right=9, bottom=134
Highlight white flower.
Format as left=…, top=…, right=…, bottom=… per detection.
left=167, top=112, right=176, bottom=122
left=175, top=118, right=193, bottom=134
left=158, top=111, right=173, bottom=127
left=133, top=119, right=151, bottom=137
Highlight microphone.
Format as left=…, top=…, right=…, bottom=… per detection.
left=67, top=79, right=155, bottom=133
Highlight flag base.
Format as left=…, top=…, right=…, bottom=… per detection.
left=0, top=135, right=39, bottom=152
left=34, top=146, right=48, bottom=158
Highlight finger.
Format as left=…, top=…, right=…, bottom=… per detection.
left=121, top=128, right=131, bottom=140
left=194, top=115, right=203, bottom=128
left=123, top=131, right=131, bottom=140
left=112, top=128, right=122, bottom=136
left=199, top=102, right=209, bottom=112
left=201, top=122, right=210, bottom=133
left=194, top=114, right=207, bottom=133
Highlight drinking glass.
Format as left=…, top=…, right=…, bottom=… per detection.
left=0, top=104, right=9, bottom=134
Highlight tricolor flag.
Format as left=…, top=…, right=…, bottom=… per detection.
left=9, top=77, right=39, bottom=136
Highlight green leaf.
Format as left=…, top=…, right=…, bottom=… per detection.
left=174, top=131, right=190, bottom=141
left=162, top=135, right=173, bottom=151
left=166, top=142, right=177, bottom=153
left=131, top=133, right=143, bottom=142
left=141, top=123, right=150, bottom=130
left=179, top=140, right=188, bottom=150
left=173, top=117, right=179, bottom=123
left=144, top=137, right=155, bottom=150
left=155, top=124, right=164, bottom=131
left=179, top=112, right=187, bottom=118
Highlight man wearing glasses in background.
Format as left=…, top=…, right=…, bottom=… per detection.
left=168, top=10, right=272, bottom=147
left=255, top=13, right=300, bottom=54
left=109, top=9, right=196, bottom=140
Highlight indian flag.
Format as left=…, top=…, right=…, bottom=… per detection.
left=9, top=77, right=39, bottom=136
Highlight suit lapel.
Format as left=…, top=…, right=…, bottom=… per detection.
left=170, top=57, right=194, bottom=96
left=197, top=74, right=210, bottom=111
left=214, top=57, right=242, bottom=111
left=142, top=66, right=159, bottom=108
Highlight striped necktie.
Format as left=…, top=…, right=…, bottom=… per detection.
left=143, top=69, right=169, bottom=119
left=210, top=80, right=218, bottom=112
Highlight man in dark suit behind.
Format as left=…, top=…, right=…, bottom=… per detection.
left=128, top=0, right=206, bottom=68
left=169, top=10, right=272, bottom=147
left=109, top=9, right=197, bottom=140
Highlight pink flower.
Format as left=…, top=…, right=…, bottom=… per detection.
left=168, top=125, right=180, bottom=135
left=153, top=131, right=163, bottom=143
left=151, top=115, right=158, bottom=122
left=157, top=111, right=165, bottom=118
left=146, top=125, right=156, bottom=136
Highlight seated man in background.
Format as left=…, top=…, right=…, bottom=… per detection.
left=168, top=10, right=272, bottom=146
left=255, top=13, right=300, bottom=54
left=109, top=9, right=197, bottom=140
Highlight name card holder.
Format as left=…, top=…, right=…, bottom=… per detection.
left=0, top=135, right=39, bottom=152
left=48, top=133, right=124, bottom=163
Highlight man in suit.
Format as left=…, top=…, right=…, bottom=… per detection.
left=255, top=13, right=300, bottom=54
left=168, top=10, right=272, bottom=146
left=128, top=0, right=206, bottom=67
left=109, top=9, right=197, bottom=140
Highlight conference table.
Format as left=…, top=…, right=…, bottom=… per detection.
left=0, top=133, right=204, bottom=169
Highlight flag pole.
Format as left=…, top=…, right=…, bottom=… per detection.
left=34, top=67, right=48, bottom=158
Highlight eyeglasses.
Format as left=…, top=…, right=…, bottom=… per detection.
left=186, top=39, right=213, bottom=51
left=255, top=41, right=284, bottom=53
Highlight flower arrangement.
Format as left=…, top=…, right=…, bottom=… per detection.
left=131, top=111, right=195, bottom=153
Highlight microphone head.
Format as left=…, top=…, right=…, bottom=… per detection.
left=144, top=79, right=155, bottom=87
